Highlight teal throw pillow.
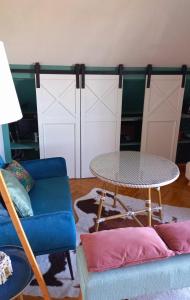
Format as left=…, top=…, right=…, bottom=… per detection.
left=1, top=169, right=34, bottom=217
left=6, top=160, right=34, bottom=192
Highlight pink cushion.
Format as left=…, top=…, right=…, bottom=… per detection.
left=80, top=227, right=174, bottom=272
left=155, top=221, right=190, bottom=254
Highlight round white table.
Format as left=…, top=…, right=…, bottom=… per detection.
left=90, top=151, right=180, bottom=230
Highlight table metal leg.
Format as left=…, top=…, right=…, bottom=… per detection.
left=156, top=187, right=163, bottom=220
left=95, top=185, right=161, bottom=228
left=95, top=191, right=105, bottom=231
left=147, top=188, right=152, bottom=226
left=113, top=186, right=118, bottom=208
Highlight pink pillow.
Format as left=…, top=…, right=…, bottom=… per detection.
left=80, top=227, right=174, bottom=272
left=155, top=221, right=190, bottom=254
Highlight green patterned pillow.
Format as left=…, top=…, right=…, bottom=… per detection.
left=6, top=160, right=34, bottom=192
left=1, top=169, right=33, bottom=217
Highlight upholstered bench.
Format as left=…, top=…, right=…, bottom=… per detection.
left=77, top=245, right=190, bottom=300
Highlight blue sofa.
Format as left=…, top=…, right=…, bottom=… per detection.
left=0, top=156, right=76, bottom=278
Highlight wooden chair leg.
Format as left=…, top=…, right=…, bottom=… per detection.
left=66, top=250, right=74, bottom=280
left=113, top=185, right=118, bottom=208
left=0, top=171, right=51, bottom=300
left=95, top=191, right=105, bottom=231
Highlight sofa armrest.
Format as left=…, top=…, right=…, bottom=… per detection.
left=21, top=157, right=67, bottom=179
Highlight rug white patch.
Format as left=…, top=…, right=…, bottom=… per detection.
left=24, top=188, right=190, bottom=299
left=24, top=251, right=80, bottom=298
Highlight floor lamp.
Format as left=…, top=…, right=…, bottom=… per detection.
left=0, top=41, right=51, bottom=300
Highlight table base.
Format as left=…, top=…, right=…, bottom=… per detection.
left=95, top=188, right=163, bottom=231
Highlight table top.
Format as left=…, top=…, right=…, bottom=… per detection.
left=0, top=246, right=33, bottom=300
left=90, top=151, right=180, bottom=188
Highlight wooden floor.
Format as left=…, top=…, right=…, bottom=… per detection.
left=23, top=166, right=190, bottom=300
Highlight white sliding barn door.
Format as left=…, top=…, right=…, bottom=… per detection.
left=141, top=75, right=184, bottom=161
left=36, top=74, right=80, bottom=178
left=81, top=75, right=122, bottom=178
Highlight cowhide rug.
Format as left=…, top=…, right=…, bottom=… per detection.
left=24, top=188, right=190, bottom=299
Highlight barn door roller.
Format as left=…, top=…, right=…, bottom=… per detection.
left=181, top=64, right=187, bottom=88
left=35, top=62, right=41, bottom=88
left=118, top=64, right=124, bottom=89
left=146, top=64, right=152, bottom=88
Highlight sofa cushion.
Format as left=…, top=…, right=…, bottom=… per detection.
left=81, top=227, right=174, bottom=272
left=21, top=157, right=67, bottom=180
left=6, top=160, right=34, bottom=192
left=0, top=211, right=76, bottom=255
left=29, top=176, right=72, bottom=215
left=1, top=169, right=33, bottom=217
left=155, top=221, right=190, bottom=254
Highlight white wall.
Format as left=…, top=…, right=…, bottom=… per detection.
left=0, top=0, right=190, bottom=66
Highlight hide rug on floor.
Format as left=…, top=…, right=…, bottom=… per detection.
left=24, top=188, right=190, bottom=299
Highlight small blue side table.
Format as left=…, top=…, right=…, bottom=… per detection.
left=0, top=245, right=33, bottom=300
